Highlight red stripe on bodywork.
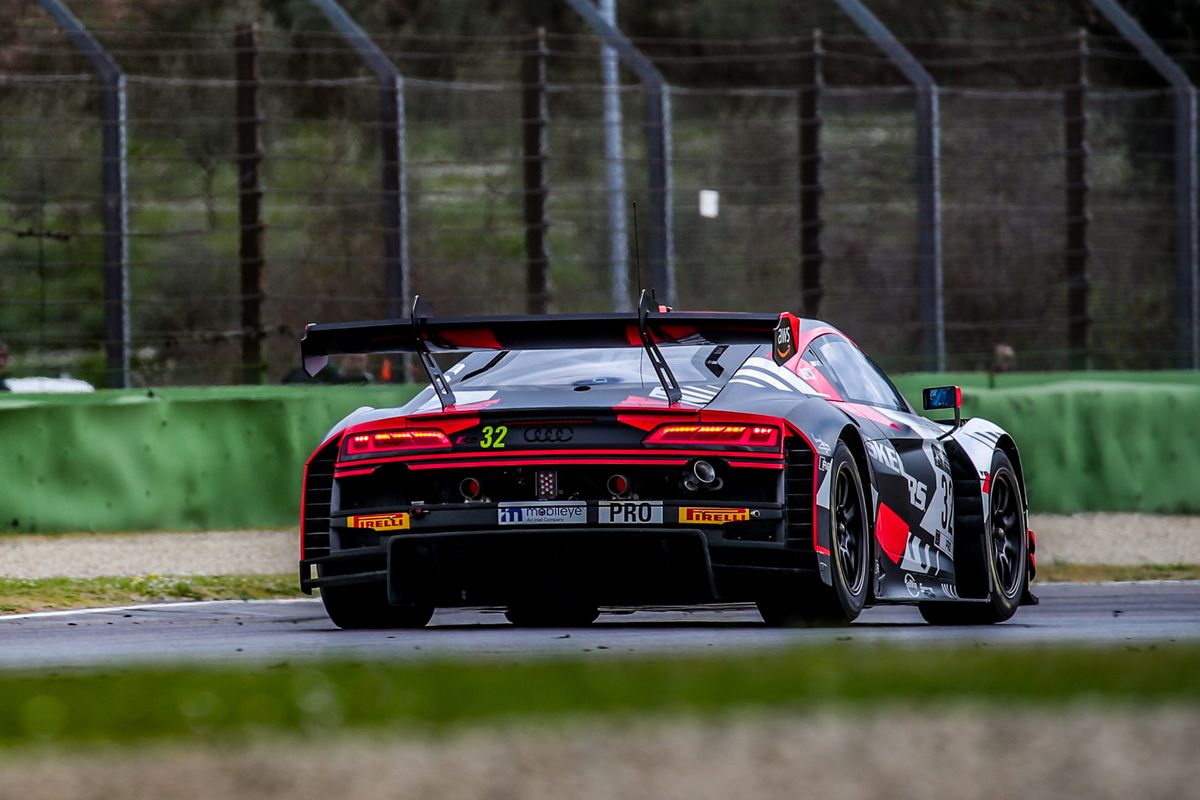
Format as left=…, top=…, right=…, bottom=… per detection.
left=339, top=446, right=785, bottom=469
left=837, top=401, right=903, bottom=430
left=334, top=468, right=376, bottom=479
left=875, top=501, right=909, bottom=564
left=407, top=458, right=693, bottom=471
left=443, top=399, right=502, bottom=413
left=726, top=461, right=785, bottom=470
left=433, top=328, right=503, bottom=350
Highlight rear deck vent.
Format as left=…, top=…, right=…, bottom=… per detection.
left=302, top=440, right=338, bottom=560
left=784, top=436, right=816, bottom=553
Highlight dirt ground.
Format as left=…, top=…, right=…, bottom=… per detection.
left=0, top=513, right=1196, bottom=579
left=0, top=707, right=1195, bottom=800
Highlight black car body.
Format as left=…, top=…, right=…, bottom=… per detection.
left=298, top=295, right=1036, bottom=628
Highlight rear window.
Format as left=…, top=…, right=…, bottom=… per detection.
left=446, top=345, right=753, bottom=389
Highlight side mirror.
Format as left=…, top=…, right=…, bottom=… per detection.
left=922, top=385, right=961, bottom=411
left=922, top=385, right=962, bottom=430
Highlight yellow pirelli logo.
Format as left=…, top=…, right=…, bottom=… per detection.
left=346, top=513, right=410, bottom=531
left=678, top=507, right=751, bottom=525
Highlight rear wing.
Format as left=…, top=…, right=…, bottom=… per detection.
left=302, top=291, right=791, bottom=408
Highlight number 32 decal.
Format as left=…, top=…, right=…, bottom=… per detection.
left=480, top=425, right=508, bottom=449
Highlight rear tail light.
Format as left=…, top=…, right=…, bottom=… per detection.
left=341, top=429, right=450, bottom=459
left=642, top=423, right=781, bottom=451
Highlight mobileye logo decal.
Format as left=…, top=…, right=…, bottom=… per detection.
left=599, top=501, right=663, bottom=525
left=346, top=513, right=410, bottom=531
left=498, top=502, right=586, bottom=526
left=522, top=426, right=574, bottom=443
left=678, top=507, right=752, bottom=525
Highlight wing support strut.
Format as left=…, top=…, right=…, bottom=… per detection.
left=637, top=289, right=682, bottom=405
left=411, top=295, right=457, bottom=409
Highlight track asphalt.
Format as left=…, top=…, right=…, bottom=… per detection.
left=2, top=582, right=1196, bottom=669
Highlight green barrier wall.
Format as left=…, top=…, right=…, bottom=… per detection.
left=1, top=374, right=1197, bottom=533
left=0, top=386, right=419, bottom=534
left=894, top=374, right=1200, bottom=515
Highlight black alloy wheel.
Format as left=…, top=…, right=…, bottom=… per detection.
left=919, top=449, right=1026, bottom=625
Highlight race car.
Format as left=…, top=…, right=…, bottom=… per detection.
left=298, top=292, right=1036, bottom=629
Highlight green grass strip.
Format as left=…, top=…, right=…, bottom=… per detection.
left=0, top=575, right=302, bottom=614
left=3, top=644, right=1198, bottom=747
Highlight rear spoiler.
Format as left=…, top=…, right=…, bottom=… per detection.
left=302, top=291, right=793, bottom=409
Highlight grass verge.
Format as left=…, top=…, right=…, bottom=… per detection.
left=0, top=575, right=302, bottom=614
left=2, top=645, right=1198, bottom=748
left=1036, top=563, right=1200, bottom=582
left=1, top=565, right=1195, bottom=614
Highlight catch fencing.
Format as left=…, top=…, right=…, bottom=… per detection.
left=1, top=14, right=1197, bottom=385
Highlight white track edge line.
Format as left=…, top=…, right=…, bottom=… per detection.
left=0, top=597, right=320, bottom=621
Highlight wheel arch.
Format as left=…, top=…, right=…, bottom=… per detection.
left=837, top=424, right=874, bottom=511
left=995, top=434, right=1028, bottom=511
left=837, top=424, right=876, bottom=600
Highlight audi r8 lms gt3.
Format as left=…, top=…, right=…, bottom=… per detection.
left=297, top=292, right=1037, bottom=629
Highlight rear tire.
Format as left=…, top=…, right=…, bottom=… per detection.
left=505, top=602, right=600, bottom=627
left=320, top=582, right=434, bottom=630
left=757, top=441, right=869, bottom=626
left=919, top=449, right=1026, bottom=625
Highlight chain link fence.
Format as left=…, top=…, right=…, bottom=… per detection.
left=1, top=14, right=1196, bottom=385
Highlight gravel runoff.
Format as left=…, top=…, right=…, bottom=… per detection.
left=0, top=708, right=1195, bottom=800
left=0, top=513, right=1196, bottom=579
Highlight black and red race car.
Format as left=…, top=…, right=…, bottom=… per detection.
left=298, top=293, right=1036, bottom=629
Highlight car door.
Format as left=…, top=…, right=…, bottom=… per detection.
left=808, top=335, right=956, bottom=598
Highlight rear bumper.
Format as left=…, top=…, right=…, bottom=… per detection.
left=300, top=527, right=816, bottom=606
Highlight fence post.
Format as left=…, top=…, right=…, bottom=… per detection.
left=1064, top=29, right=1090, bottom=370
left=235, top=23, right=265, bottom=384
left=563, top=0, right=674, bottom=305
left=799, top=30, right=824, bottom=318
left=1091, top=0, right=1198, bottom=369
left=522, top=28, right=551, bottom=314
left=832, top=0, right=943, bottom=371
left=645, top=89, right=674, bottom=304
left=36, top=0, right=130, bottom=388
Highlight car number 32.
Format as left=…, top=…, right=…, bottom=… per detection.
left=479, top=425, right=508, bottom=449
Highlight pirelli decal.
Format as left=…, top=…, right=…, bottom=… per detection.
left=345, top=512, right=410, bottom=531
left=678, top=506, right=752, bottom=525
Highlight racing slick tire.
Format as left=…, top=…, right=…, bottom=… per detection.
left=757, top=441, right=869, bottom=626
left=321, top=582, right=434, bottom=630
left=505, top=602, right=600, bottom=627
left=919, top=449, right=1026, bottom=625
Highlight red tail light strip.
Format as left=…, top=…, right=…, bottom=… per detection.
left=643, top=423, right=781, bottom=450
left=341, top=429, right=451, bottom=460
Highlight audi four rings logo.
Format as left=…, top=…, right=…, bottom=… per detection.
left=523, top=426, right=574, bottom=443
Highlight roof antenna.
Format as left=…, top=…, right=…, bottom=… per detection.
left=632, top=200, right=645, bottom=301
